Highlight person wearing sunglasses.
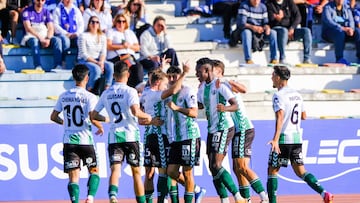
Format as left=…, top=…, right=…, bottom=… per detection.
left=106, top=14, right=144, bottom=88
left=21, top=0, right=63, bottom=70
left=83, top=0, right=112, bottom=33
left=53, top=0, right=84, bottom=69
left=119, top=0, right=150, bottom=39
left=78, top=16, right=114, bottom=95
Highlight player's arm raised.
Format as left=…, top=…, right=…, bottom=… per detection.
left=161, top=62, right=190, bottom=99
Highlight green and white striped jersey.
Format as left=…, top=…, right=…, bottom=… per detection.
left=197, top=80, right=235, bottom=134
left=140, top=88, right=168, bottom=140
left=95, top=82, right=141, bottom=143
left=221, top=80, right=254, bottom=134
left=54, top=87, right=97, bottom=145
left=231, top=93, right=254, bottom=133
left=167, top=85, right=201, bottom=142
left=272, top=86, right=304, bottom=144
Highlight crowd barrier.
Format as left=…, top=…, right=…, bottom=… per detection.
left=0, top=119, right=359, bottom=201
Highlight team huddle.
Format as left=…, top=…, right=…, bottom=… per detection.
left=50, top=59, right=334, bottom=203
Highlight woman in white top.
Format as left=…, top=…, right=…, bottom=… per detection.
left=78, top=16, right=114, bottom=95
left=107, top=13, right=144, bottom=88
left=83, top=0, right=112, bottom=32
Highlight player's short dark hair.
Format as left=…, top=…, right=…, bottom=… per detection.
left=114, top=61, right=129, bottom=77
left=212, top=59, right=225, bottom=75
left=273, top=65, right=291, bottom=80
left=196, top=57, right=213, bottom=71
left=166, top=65, right=182, bottom=75
left=72, top=64, right=89, bottom=82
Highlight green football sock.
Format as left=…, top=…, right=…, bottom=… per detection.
left=157, top=174, right=169, bottom=203
left=184, top=191, right=194, bottom=203
left=239, top=185, right=250, bottom=199
left=169, top=185, right=179, bottom=203
left=87, top=173, right=100, bottom=196
left=267, top=175, right=278, bottom=203
left=108, top=184, right=118, bottom=199
left=67, top=182, right=79, bottom=203
left=218, top=167, right=239, bottom=195
left=136, top=195, right=146, bottom=203
left=302, top=172, right=324, bottom=194
left=145, top=190, right=154, bottom=203
left=250, top=178, right=265, bottom=194
left=213, top=176, right=228, bottom=198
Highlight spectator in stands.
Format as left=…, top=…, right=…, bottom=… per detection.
left=80, top=0, right=111, bottom=13
left=139, top=15, right=179, bottom=72
left=53, top=0, right=84, bottom=69
left=294, top=0, right=328, bottom=32
left=119, top=0, right=150, bottom=39
left=0, top=0, right=11, bottom=44
left=83, top=0, right=112, bottom=33
left=321, top=0, right=360, bottom=65
left=232, top=0, right=278, bottom=64
left=78, top=16, right=114, bottom=95
left=267, top=0, right=312, bottom=64
left=7, top=0, right=32, bottom=44
left=212, top=0, right=240, bottom=39
left=107, top=13, right=143, bottom=88
left=21, top=0, right=63, bottom=70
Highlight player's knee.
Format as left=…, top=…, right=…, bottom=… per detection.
left=209, top=162, right=222, bottom=176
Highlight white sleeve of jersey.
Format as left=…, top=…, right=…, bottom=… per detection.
left=88, top=93, right=98, bottom=113
left=53, top=93, right=63, bottom=112
left=218, top=83, right=235, bottom=101
left=272, top=92, right=284, bottom=113
left=94, top=93, right=105, bottom=112
left=128, top=88, right=140, bottom=107
left=197, top=84, right=204, bottom=104
left=186, top=88, right=198, bottom=108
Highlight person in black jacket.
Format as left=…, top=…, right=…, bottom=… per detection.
left=267, top=0, right=312, bottom=64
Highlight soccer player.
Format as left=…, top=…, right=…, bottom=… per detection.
left=91, top=61, right=152, bottom=203
left=267, top=65, right=334, bottom=203
left=50, top=64, right=104, bottom=203
left=212, top=59, right=268, bottom=203
left=139, top=65, right=187, bottom=203
left=165, top=65, right=207, bottom=203
left=195, top=57, right=246, bottom=203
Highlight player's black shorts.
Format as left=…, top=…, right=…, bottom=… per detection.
left=143, top=133, right=170, bottom=168
left=232, top=128, right=255, bottom=158
left=108, top=142, right=141, bottom=167
left=168, top=138, right=201, bottom=167
left=268, top=144, right=304, bottom=168
left=206, top=127, right=234, bottom=155
left=63, top=143, right=97, bottom=173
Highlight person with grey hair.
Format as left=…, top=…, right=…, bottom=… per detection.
left=267, top=65, right=334, bottom=203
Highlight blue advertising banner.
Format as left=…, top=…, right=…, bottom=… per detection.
left=0, top=119, right=359, bottom=201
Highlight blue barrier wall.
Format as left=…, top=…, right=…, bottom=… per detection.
left=0, top=119, right=359, bottom=201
